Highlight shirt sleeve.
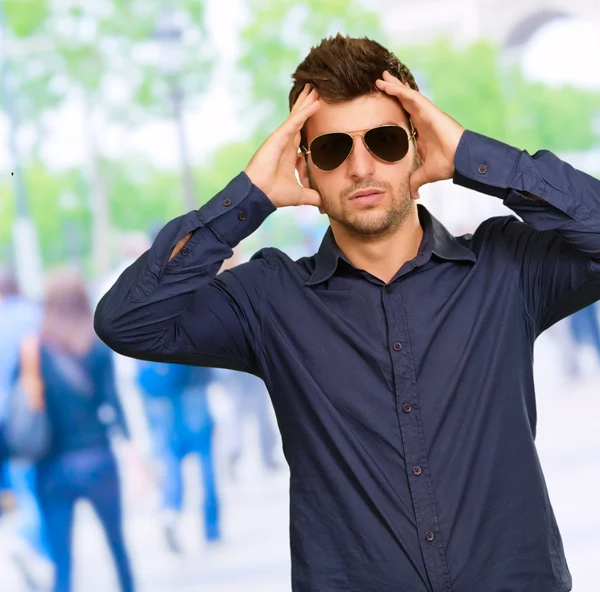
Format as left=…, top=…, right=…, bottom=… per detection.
left=94, top=172, right=277, bottom=376
left=453, top=130, right=600, bottom=334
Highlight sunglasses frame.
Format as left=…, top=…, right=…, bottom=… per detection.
left=301, top=123, right=418, bottom=172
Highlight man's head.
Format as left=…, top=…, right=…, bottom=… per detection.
left=291, top=35, right=420, bottom=239
left=0, top=267, right=19, bottom=300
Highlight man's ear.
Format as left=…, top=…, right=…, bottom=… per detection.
left=296, top=152, right=311, bottom=189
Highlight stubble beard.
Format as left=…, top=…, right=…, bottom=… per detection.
left=309, top=171, right=415, bottom=240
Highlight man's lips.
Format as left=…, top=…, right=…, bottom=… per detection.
left=349, top=189, right=384, bottom=200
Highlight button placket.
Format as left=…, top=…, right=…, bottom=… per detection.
left=386, top=289, right=451, bottom=589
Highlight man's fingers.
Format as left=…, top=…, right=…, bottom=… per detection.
left=291, top=83, right=312, bottom=113
left=291, top=84, right=317, bottom=114
left=281, top=94, right=320, bottom=140
left=376, top=72, right=429, bottom=116
left=376, top=78, right=414, bottom=108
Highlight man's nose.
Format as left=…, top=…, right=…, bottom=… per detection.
left=345, top=136, right=376, bottom=180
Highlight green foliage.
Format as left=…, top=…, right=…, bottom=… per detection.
left=3, top=0, right=49, bottom=37
left=395, top=39, right=600, bottom=154
left=3, top=0, right=214, bottom=128
left=105, top=158, right=184, bottom=229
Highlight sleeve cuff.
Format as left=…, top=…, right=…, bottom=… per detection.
left=198, top=172, right=277, bottom=247
left=452, top=130, right=522, bottom=199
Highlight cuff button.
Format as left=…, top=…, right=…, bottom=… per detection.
left=477, top=164, right=488, bottom=175
left=223, top=198, right=232, bottom=207
left=238, top=211, right=247, bottom=221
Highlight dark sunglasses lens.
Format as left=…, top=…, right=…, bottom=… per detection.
left=310, top=133, right=353, bottom=171
left=364, top=126, right=409, bottom=163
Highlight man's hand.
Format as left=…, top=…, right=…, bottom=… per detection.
left=375, top=71, right=465, bottom=198
left=245, top=84, right=323, bottom=209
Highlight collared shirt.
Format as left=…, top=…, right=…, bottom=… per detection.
left=95, top=131, right=600, bottom=592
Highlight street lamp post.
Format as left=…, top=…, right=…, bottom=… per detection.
left=0, top=1, right=44, bottom=300
left=154, top=13, right=199, bottom=212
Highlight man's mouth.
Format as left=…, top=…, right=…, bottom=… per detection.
left=349, top=189, right=384, bottom=206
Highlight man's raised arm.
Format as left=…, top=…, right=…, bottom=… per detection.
left=94, top=84, right=323, bottom=374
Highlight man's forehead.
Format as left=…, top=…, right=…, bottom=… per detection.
left=305, top=93, right=410, bottom=139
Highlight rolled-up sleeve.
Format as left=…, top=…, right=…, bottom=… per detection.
left=94, top=172, right=277, bottom=374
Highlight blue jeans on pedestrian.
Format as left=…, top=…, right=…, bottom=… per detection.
left=35, top=446, right=135, bottom=592
left=145, top=390, right=220, bottom=541
left=6, top=460, right=50, bottom=558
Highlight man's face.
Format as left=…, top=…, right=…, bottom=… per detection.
left=297, top=92, right=419, bottom=238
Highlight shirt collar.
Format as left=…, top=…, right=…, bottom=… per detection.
left=305, top=204, right=477, bottom=286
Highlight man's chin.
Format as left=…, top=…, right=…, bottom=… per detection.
left=340, top=216, right=396, bottom=236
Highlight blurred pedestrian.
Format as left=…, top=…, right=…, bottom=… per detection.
left=214, top=368, right=280, bottom=480
left=567, top=303, right=600, bottom=377
left=19, top=268, right=137, bottom=592
left=137, top=361, right=221, bottom=553
left=0, top=268, right=48, bottom=589
left=0, top=268, right=41, bottom=471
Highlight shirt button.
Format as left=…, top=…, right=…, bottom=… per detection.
left=223, top=197, right=232, bottom=206
left=393, top=342, right=403, bottom=352
left=425, top=531, right=435, bottom=542
left=412, top=466, right=423, bottom=476
left=477, top=164, right=488, bottom=175
left=385, top=285, right=392, bottom=294
left=402, top=403, right=412, bottom=413
left=180, top=247, right=189, bottom=256
left=238, top=211, right=247, bottom=221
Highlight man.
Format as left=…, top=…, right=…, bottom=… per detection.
left=95, top=35, right=600, bottom=592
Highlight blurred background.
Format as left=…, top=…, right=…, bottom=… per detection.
left=1, top=0, right=599, bottom=590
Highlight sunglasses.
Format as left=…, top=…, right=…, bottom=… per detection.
left=301, top=124, right=417, bottom=172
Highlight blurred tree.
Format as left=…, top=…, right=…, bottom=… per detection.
left=395, top=39, right=600, bottom=154
left=1, top=0, right=214, bottom=276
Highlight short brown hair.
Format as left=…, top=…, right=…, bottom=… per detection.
left=289, top=35, right=419, bottom=147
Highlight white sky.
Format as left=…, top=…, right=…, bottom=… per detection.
left=1, top=10, right=599, bottom=174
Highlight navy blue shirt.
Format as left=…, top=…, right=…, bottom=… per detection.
left=95, top=131, right=600, bottom=592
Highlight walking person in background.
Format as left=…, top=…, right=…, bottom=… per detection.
left=566, top=303, right=600, bottom=378
left=214, top=368, right=280, bottom=480
left=0, top=269, right=41, bottom=478
left=216, top=253, right=280, bottom=480
left=0, top=269, right=49, bottom=589
left=22, top=268, right=137, bottom=592
left=137, top=361, right=221, bottom=553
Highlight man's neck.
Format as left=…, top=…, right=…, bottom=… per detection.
left=331, top=207, right=424, bottom=284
